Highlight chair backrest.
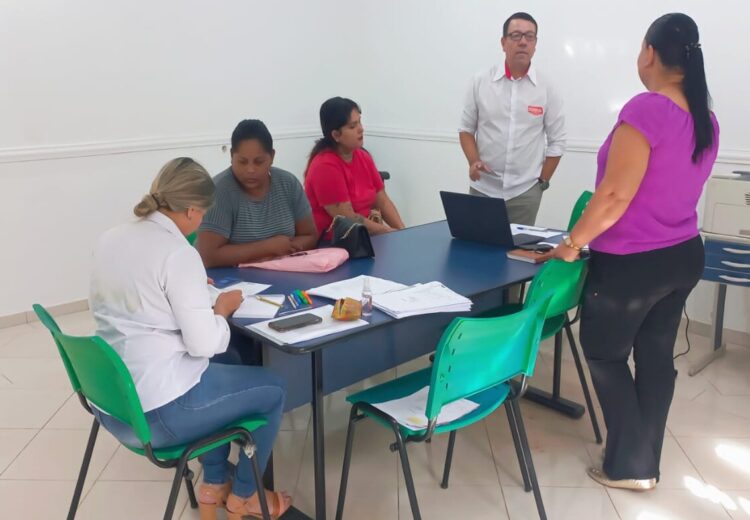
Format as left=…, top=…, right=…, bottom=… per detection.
left=426, top=295, right=552, bottom=420
left=567, top=190, right=593, bottom=231
left=33, top=305, right=153, bottom=446
left=33, top=304, right=81, bottom=392
left=186, top=231, right=198, bottom=246
left=524, top=259, right=588, bottom=318
left=55, top=332, right=152, bottom=445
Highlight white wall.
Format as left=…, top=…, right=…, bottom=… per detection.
left=1, top=1, right=748, bottom=335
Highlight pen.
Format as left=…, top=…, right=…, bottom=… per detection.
left=287, top=295, right=298, bottom=309
left=256, top=295, right=282, bottom=307
left=301, top=290, right=313, bottom=305
left=293, top=291, right=305, bottom=307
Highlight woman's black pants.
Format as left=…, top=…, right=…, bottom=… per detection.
left=580, top=236, right=704, bottom=480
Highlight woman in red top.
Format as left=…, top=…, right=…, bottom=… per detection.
left=304, top=97, right=405, bottom=239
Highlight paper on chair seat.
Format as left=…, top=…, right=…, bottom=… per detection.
left=371, top=386, right=479, bottom=430
left=247, top=305, right=368, bottom=345
left=372, top=281, right=472, bottom=319
left=308, top=275, right=407, bottom=301
left=208, top=282, right=271, bottom=305
left=510, top=224, right=562, bottom=239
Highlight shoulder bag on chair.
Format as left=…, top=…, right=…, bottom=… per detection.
left=328, top=215, right=375, bottom=259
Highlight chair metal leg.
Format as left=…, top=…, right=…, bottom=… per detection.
left=523, top=329, right=585, bottom=418
left=248, top=446, right=271, bottom=520
left=394, top=428, right=421, bottom=520
left=504, top=401, right=531, bottom=492
left=183, top=466, right=198, bottom=509
left=440, top=431, right=457, bottom=489
left=68, top=419, right=99, bottom=520
left=510, top=400, right=547, bottom=520
left=552, top=331, right=563, bottom=398
left=335, top=408, right=360, bottom=520
left=564, top=323, right=603, bottom=444
left=164, top=458, right=187, bottom=520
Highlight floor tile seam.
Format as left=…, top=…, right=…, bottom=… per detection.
left=483, top=417, right=513, bottom=519
left=0, top=424, right=44, bottom=479
left=78, top=430, right=121, bottom=506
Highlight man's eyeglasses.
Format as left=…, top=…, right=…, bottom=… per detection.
left=507, top=31, right=537, bottom=42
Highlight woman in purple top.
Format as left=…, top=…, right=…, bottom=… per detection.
left=549, top=13, right=719, bottom=490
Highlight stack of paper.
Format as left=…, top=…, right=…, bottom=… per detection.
left=372, top=281, right=472, bottom=319
left=247, top=305, right=368, bottom=345
left=208, top=282, right=271, bottom=305
left=307, top=275, right=407, bottom=300
left=371, top=386, right=479, bottom=430
left=234, top=295, right=285, bottom=319
left=510, top=224, right=562, bottom=239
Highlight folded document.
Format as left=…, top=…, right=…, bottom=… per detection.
left=372, top=281, right=472, bottom=319
left=307, top=275, right=407, bottom=301
left=371, top=386, right=479, bottom=430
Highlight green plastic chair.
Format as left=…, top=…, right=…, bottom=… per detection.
left=487, top=259, right=602, bottom=444
left=186, top=231, right=198, bottom=246
left=567, top=190, right=593, bottom=231
left=335, top=296, right=553, bottom=520
left=32, top=304, right=271, bottom=520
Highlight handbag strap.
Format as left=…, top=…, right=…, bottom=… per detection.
left=328, top=215, right=363, bottom=240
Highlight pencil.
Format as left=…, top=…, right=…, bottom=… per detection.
left=256, top=295, right=282, bottom=307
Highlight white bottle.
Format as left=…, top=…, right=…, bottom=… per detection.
left=361, top=276, right=373, bottom=317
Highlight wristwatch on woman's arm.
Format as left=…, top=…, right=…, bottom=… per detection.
left=538, top=177, right=550, bottom=191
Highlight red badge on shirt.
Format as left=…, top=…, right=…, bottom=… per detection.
left=528, top=105, right=544, bottom=116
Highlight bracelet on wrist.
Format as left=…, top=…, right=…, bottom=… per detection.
left=563, top=236, right=582, bottom=251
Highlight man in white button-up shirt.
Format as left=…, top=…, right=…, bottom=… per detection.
left=459, top=12, right=567, bottom=225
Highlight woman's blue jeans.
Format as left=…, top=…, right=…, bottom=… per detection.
left=93, top=362, right=285, bottom=497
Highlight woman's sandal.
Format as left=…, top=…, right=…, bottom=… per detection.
left=226, top=489, right=293, bottom=520
left=197, top=481, right=232, bottom=520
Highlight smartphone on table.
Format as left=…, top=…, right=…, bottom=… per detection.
left=268, top=313, right=322, bottom=332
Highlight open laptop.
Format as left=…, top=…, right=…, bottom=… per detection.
left=439, top=191, right=543, bottom=247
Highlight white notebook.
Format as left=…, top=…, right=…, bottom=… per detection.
left=208, top=282, right=271, bottom=305
left=233, top=295, right=285, bottom=319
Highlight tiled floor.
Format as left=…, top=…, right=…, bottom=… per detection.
left=1, top=311, right=749, bottom=519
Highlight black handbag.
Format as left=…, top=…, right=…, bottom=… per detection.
left=328, top=215, right=375, bottom=259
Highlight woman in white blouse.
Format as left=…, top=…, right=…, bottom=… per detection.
left=89, top=157, right=291, bottom=519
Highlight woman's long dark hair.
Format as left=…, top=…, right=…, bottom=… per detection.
left=305, top=97, right=361, bottom=176
left=645, top=13, right=713, bottom=162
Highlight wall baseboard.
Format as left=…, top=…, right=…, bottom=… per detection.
left=0, top=299, right=89, bottom=328
left=686, top=319, right=750, bottom=348
left=1, top=298, right=747, bottom=347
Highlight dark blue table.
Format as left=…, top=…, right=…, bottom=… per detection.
left=209, top=220, right=541, bottom=520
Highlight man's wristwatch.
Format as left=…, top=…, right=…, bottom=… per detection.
left=538, top=177, right=550, bottom=191
left=563, top=236, right=582, bottom=251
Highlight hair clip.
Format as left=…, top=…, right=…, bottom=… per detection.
left=684, top=42, right=701, bottom=59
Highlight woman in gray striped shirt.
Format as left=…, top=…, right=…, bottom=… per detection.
left=198, top=120, right=318, bottom=267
